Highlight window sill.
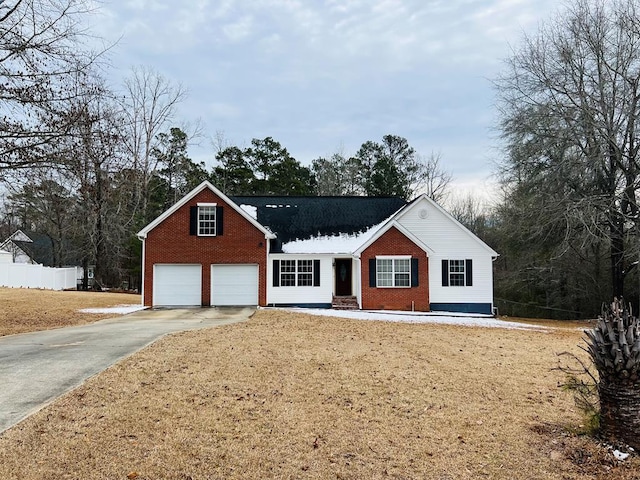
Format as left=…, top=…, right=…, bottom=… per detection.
left=375, top=285, right=412, bottom=289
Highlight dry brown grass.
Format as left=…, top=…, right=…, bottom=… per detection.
left=1, top=309, right=637, bottom=479
left=0, top=287, right=141, bottom=336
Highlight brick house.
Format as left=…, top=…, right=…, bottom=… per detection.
left=138, top=181, right=498, bottom=314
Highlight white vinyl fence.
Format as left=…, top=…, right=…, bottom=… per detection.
left=0, top=263, right=78, bottom=290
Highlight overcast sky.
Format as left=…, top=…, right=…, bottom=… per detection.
left=91, top=0, right=562, bottom=199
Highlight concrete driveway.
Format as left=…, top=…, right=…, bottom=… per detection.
left=0, top=307, right=253, bottom=433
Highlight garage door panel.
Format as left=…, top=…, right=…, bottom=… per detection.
left=211, top=264, right=258, bottom=306
left=154, top=264, right=202, bottom=306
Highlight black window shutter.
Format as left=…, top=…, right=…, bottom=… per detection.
left=465, top=259, right=473, bottom=286
left=273, top=260, right=280, bottom=287
left=411, top=258, right=419, bottom=287
left=216, top=206, right=224, bottom=236
left=369, top=258, right=377, bottom=287
left=313, top=259, right=320, bottom=287
left=441, top=259, right=449, bottom=286
left=189, top=206, right=198, bottom=235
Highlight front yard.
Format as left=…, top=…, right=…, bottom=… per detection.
left=0, top=288, right=141, bottom=336
left=0, top=303, right=637, bottom=479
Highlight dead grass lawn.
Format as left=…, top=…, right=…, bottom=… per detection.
left=0, top=309, right=637, bottom=479
left=0, top=287, right=141, bottom=336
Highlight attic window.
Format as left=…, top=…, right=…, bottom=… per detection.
left=190, top=204, right=224, bottom=237
left=198, top=205, right=217, bottom=236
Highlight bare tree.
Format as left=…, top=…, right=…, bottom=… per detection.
left=0, top=0, right=105, bottom=170
left=495, top=0, right=640, bottom=300
left=413, top=151, right=452, bottom=203
left=45, top=72, right=132, bottom=288
left=211, top=130, right=231, bottom=156
left=121, top=66, right=186, bottom=223
left=447, top=193, right=487, bottom=233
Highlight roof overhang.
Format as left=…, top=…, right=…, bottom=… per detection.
left=354, top=219, right=434, bottom=257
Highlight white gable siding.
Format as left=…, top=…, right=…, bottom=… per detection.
left=397, top=197, right=496, bottom=307
left=9, top=230, right=32, bottom=242
left=267, top=254, right=334, bottom=306
left=0, top=242, right=35, bottom=264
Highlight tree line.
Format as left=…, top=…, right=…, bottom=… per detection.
left=211, top=134, right=450, bottom=201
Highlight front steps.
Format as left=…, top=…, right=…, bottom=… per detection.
left=332, top=295, right=359, bottom=310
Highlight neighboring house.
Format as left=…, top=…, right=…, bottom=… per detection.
left=0, top=230, right=55, bottom=265
left=137, top=181, right=499, bottom=314
left=0, top=229, right=90, bottom=287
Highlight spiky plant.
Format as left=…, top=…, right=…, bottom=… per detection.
left=584, top=298, right=640, bottom=449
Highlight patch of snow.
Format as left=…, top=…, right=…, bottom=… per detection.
left=79, top=305, right=147, bottom=314
left=282, top=219, right=387, bottom=254
left=277, top=308, right=549, bottom=330
left=613, top=449, right=630, bottom=461
left=240, top=204, right=257, bottom=220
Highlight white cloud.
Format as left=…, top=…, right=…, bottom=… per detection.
left=206, top=102, right=243, bottom=119
left=222, top=15, right=254, bottom=42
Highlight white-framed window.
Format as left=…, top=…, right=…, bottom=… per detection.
left=442, top=259, right=472, bottom=287
left=274, top=259, right=319, bottom=287
left=198, top=204, right=216, bottom=236
left=280, top=259, right=297, bottom=286
left=376, top=256, right=411, bottom=288
left=449, top=259, right=465, bottom=286
left=297, top=259, right=313, bottom=286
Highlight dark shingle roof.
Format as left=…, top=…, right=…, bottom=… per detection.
left=13, top=232, right=55, bottom=265
left=230, top=196, right=406, bottom=245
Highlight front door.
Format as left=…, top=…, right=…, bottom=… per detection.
left=335, top=258, right=352, bottom=296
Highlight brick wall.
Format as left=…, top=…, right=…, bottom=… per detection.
left=360, top=226, right=429, bottom=311
left=143, top=189, right=268, bottom=306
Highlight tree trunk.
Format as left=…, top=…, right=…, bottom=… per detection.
left=82, top=257, right=89, bottom=291
left=610, top=218, right=625, bottom=298
left=598, top=379, right=640, bottom=449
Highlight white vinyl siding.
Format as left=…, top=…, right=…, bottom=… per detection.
left=397, top=197, right=495, bottom=306
left=268, top=255, right=334, bottom=305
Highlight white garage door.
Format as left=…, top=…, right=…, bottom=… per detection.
left=153, top=264, right=202, bottom=306
left=211, top=264, right=259, bottom=306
